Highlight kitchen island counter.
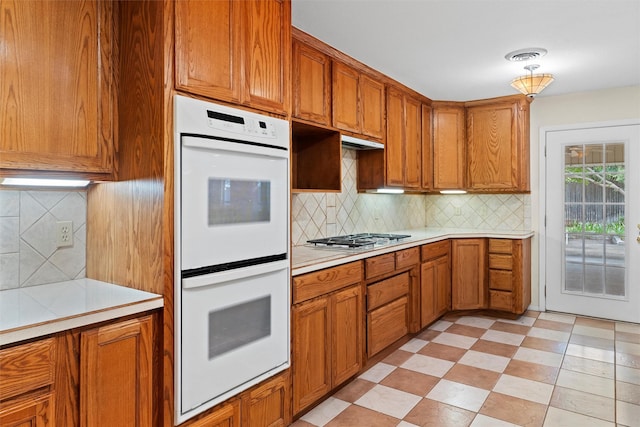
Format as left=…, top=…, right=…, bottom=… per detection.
left=0, top=279, right=163, bottom=346
left=293, top=228, right=534, bottom=276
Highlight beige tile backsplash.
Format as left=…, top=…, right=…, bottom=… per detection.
left=292, top=149, right=530, bottom=246
left=0, top=189, right=86, bottom=289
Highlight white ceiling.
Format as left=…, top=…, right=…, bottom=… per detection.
left=291, top=0, right=640, bottom=101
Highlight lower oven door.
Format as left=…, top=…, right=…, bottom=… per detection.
left=178, top=260, right=290, bottom=422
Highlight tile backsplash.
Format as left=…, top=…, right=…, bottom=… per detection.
left=291, top=149, right=530, bottom=246
left=0, top=190, right=87, bottom=290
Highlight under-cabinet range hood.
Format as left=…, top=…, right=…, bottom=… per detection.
left=341, top=134, right=384, bottom=150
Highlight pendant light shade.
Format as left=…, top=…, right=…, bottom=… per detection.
left=510, top=64, right=554, bottom=97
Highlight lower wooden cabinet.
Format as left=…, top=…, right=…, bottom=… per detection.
left=0, top=393, right=55, bottom=427
left=80, top=316, right=154, bottom=427
left=187, top=400, right=241, bottom=427
left=366, top=273, right=409, bottom=356
left=0, top=337, right=57, bottom=427
left=420, top=241, right=451, bottom=328
left=451, top=239, right=487, bottom=310
left=292, top=283, right=363, bottom=415
left=488, top=238, right=532, bottom=314
left=242, top=371, right=290, bottom=427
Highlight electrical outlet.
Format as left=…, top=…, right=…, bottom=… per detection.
left=56, top=221, right=73, bottom=247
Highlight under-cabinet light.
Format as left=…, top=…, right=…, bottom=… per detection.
left=439, top=189, right=467, bottom=195
left=373, top=188, right=404, bottom=194
left=0, top=178, right=90, bottom=188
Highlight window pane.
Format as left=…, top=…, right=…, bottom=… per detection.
left=565, top=262, right=584, bottom=292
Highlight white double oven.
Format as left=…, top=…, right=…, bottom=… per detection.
left=174, top=95, right=290, bottom=424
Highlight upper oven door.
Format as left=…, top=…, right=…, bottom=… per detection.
left=180, top=136, right=289, bottom=272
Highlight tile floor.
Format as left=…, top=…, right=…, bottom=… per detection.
left=291, top=311, right=640, bottom=427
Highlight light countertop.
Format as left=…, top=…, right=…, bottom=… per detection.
left=293, top=227, right=534, bottom=276
left=0, top=279, right=163, bottom=346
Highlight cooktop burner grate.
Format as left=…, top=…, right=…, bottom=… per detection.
left=307, top=233, right=411, bottom=249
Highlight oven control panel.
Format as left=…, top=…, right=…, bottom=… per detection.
left=206, top=109, right=277, bottom=139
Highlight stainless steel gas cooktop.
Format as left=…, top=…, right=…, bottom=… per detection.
left=307, top=233, right=411, bottom=249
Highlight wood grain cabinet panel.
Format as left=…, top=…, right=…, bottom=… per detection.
left=385, top=87, right=422, bottom=189
left=175, top=0, right=290, bottom=115
left=432, top=103, right=466, bottom=190
left=487, top=238, right=531, bottom=314
left=0, top=338, right=56, bottom=400
left=80, top=316, right=153, bottom=427
left=292, top=282, right=363, bottom=415
left=186, top=400, right=241, bottom=427
left=242, top=371, right=291, bottom=427
left=292, top=40, right=331, bottom=126
left=451, top=239, right=487, bottom=310
left=332, top=61, right=360, bottom=133
left=421, top=104, right=433, bottom=190
left=367, top=296, right=408, bottom=357
left=420, top=242, right=451, bottom=328
left=466, top=96, right=531, bottom=192
left=0, top=393, right=55, bottom=427
left=0, top=0, right=114, bottom=175
left=360, top=75, right=385, bottom=140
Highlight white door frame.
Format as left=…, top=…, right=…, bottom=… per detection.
left=538, top=118, right=640, bottom=313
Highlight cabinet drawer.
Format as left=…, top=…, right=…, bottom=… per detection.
left=294, top=261, right=363, bottom=304
left=367, top=272, right=409, bottom=310
left=395, top=247, right=419, bottom=270
left=365, top=253, right=395, bottom=279
left=0, top=338, right=56, bottom=400
left=489, top=290, right=513, bottom=311
left=421, top=240, right=450, bottom=261
left=489, top=239, right=513, bottom=254
left=489, top=254, right=512, bottom=270
left=367, top=296, right=408, bottom=356
left=489, top=269, right=513, bottom=291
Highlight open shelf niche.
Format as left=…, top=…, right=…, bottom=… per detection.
left=291, top=120, right=342, bottom=192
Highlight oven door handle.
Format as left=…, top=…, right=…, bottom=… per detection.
left=182, top=136, right=288, bottom=159
left=182, top=259, right=289, bottom=289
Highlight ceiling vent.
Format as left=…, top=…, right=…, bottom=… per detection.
left=504, top=48, right=548, bottom=62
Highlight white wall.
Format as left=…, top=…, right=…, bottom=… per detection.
left=529, top=85, right=640, bottom=309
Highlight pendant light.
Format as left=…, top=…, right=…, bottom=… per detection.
left=510, top=64, right=554, bottom=97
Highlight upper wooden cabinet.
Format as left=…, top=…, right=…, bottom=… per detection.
left=0, top=0, right=114, bottom=176
left=432, top=102, right=466, bottom=190
left=332, top=61, right=385, bottom=140
left=175, top=0, right=291, bottom=115
left=421, top=104, right=433, bottom=190
left=385, top=87, right=421, bottom=189
left=292, top=40, right=331, bottom=126
left=466, top=95, right=531, bottom=192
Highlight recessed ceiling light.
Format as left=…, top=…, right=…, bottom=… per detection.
left=505, top=47, right=548, bottom=62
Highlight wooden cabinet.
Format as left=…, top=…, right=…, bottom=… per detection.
left=291, top=122, right=341, bottom=192
left=80, top=316, right=153, bottom=427
left=488, top=238, right=531, bottom=314
left=420, top=241, right=451, bottom=328
left=292, top=262, right=363, bottom=415
left=187, top=400, right=241, bottom=427
left=451, top=239, right=487, bottom=310
left=385, top=87, right=422, bottom=189
left=432, top=102, right=466, bottom=190
left=466, top=96, right=531, bottom=192
left=365, top=248, right=419, bottom=354
left=293, top=40, right=331, bottom=126
left=0, top=338, right=57, bottom=427
left=175, top=0, right=291, bottom=115
left=421, top=104, right=433, bottom=190
left=0, top=0, right=114, bottom=176
left=332, top=61, right=385, bottom=140
left=242, top=371, right=290, bottom=427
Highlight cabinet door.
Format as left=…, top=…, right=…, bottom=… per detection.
left=332, top=61, right=360, bottom=133
left=421, top=260, right=438, bottom=328
left=385, top=87, right=405, bottom=187
left=243, top=371, right=291, bottom=427
left=243, top=0, right=290, bottom=114
left=0, top=0, right=114, bottom=174
left=175, top=0, right=242, bottom=103
left=404, top=96, right=422, bottom=189
left=0, top=393, right=55, bottom=427
left=421, top=104, right=433, bottom=190
left=187, top=401, right=241, bottom=427
left=367, top=296, right=408, bottom=357
left=80, top=316, right=153, bottom=427
left=293, top=41, right=331, bottom=125
left=432, top=104, right=466, bottom=189
left=331, top=285, right=363, bottom=386
left=360, top=75, right=385, bottom=140
left=292, top=298, right=331, bottom=415
left=434, top=255, right=452, bottom=316
left=452, top=239, right=487, bottom=310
